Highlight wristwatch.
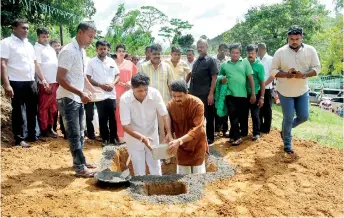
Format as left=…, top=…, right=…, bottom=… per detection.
left=178, top=138, right=183, bottom=145
left=260, top=96, right=265, bottom=100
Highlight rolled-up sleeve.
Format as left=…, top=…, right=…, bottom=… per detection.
left=270, top=50, right=281, bottom=77
left=120, top=96, right=131, bottom=126
left=310, top=47, right=321, bottom=75
left=187, top=103, right=204, bottom=139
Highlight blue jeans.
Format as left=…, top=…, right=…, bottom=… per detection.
left=57, top=97, right=86, bottom=172
left=21, top=104, right=40, bottom=138
left=278, top=91, right=309, bottom=150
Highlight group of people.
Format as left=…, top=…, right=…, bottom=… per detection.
left=1, top=18, right=320, bottom=178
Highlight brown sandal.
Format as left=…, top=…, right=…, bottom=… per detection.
left=86, top=163, right=97, bottom=169
left=75, top=169, right=96, bottom=178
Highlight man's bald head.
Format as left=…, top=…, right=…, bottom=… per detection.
left=197, top=38, right=208, bottom=57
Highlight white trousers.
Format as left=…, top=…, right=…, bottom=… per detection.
left=129, top=145, right=162, bottom=176
left=177, top=161, right=206, bottom=175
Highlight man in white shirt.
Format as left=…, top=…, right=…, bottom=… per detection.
left=186, top=48, right=196, bottom=88
left=257, top=43, right=273, bottom=134
left=34, top=27, right=59, bottom=138
left=120, top=72, right=173, bottom=176
left=86, top=40, right=121, bottom=146
left=1, top=19, right=50, bottom=147
left=49, top=39, right=61, bottom=55
left=56, top=22, right=100, bottom=177
left=136, top=46, right=151, bottom=69
left=267, top=26, right=321, bottom=154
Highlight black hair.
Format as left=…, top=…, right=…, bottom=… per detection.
left=36, top=27, right=49, bottom=36
left=150, top=44, right=162, bottom=53
left=124, top=54, right=128, bottom=59
left=218, top=43, right=228, bottom=50
left=77, top=22, right=96, bottom=32
left=229, top=42, right=242, bottom=52
left=171, top=46, right=182, bottom=53
left=110, top=53, right=117, bottom=59
left=246, top=44, right=258, bottom=53
left=131, top=72, right=150, bottom=88
left=49, top=39, right=60, bottom=46
left=96, top=40, right=111, bottom=48
left=115, top=44, right=126, bottom=52
left=287, top=25, right=303, bottom=35
left=171, top=80, right=187, bottom=93
left=145, top=46, right=151, bottom=52
left=12, top=18, right=28, bottom=28
left=186, top=48, right=194, bottom=54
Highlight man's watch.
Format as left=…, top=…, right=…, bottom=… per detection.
left=260, top=96, right=265, bottom=100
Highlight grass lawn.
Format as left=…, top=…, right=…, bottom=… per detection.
left=271, top=104, right=343, bottom=149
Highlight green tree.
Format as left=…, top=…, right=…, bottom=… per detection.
left=177, top=34, right=194, bottom=52
left=137, top=6, right=168, bottom=32
left=159, top=18, right=193, bottom=46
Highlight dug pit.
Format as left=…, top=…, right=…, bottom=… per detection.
left=99, top=145, right=235, bottom=204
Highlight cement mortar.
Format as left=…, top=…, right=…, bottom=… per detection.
left=99, top=145, right=236, bottom=204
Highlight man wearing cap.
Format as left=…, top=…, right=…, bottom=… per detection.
left=267, top=25, right=321, bottom=154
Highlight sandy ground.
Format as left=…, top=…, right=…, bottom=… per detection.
left=1, top=129, right=343, bottom=217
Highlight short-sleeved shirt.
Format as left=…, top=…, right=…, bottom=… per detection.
left=86, top=56, right=119, bottom=99
left=220, top=57, right=253, bottom=97
left=0, top=34, right=36, bottom=81
left=246, top=58, right=265, bottom=95
left=270, top=43, right=321, bottom=97
left=56, top=38, right=87, bottom=103
left=34, top=42, right=58, bottom=83
left=139, top=61, right=175, bottom=104
left=258, top=53, right=273, bottom=89
left=189, top=55, right=218, bottom=96
left=164, top=59, right=190, bottom=81
left=215, top=55, right=229, bottom=70
left=120, top=87, right=168, bottom=152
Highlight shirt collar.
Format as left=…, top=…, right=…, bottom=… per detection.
left=228, top=56, right=243, bottom=63
left=72, top=38, right=82, bottom=51
left=11, top=34, right=28, bottom=43
left=130, top=88, right=153, bottom=102
left=35, top=41, right=50, bottom=48
left=96, top=56, right=109, bottom=63
left=259, top=53, right=269, bottom=60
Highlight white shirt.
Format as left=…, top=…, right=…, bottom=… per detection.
left=34, top=42, right=58, bottom=83
left=258, top=53, right=273, bottom=89
left=136, top=58, right=149, bottom=69
left=120, top=87, right=168, bottom=152
left=187, top=59, right=196, bottom=88
left=0, top=34, right=36, bottom=81
left=86, top=56, right=119, bottom=99
left=56, top=38, right=87, bottom=103
left=270, top=44, right=321, bottom=97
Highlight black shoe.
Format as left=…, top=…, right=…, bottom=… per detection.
left=102, top=140, right=109, bottom=147
left=284, top=148, right=294, bottom=154
left=207, top=139, right=214, bottom=145
left=280, top=131, right=284, bottom=140
left=252, top=135, right=260, bottom=141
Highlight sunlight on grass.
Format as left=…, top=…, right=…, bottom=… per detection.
left=271, top=104, right=343, bottom=149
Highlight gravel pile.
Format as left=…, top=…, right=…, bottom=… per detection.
left=98, top=145, right=236, bottom=204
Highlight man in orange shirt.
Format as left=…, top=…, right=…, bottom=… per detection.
left=167, top=80, right=208, bottom=174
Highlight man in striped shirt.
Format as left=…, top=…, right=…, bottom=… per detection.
left=139, top=44, right=175, bottom=144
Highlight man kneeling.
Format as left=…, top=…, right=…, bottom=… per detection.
left=120, top=72, right=173, bottom=176
left=167, top=80, right=208, bottom=174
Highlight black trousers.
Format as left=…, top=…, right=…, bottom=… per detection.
left=226, top=95, right=248, bottom=140
left=95, top=98, right=118, bottom=143
left=84, top=102, right=95, bottom=138
left=195, top=94, right=215, bottom=141
left=215, top=113, right=229, bottom=134
left=246, top=94, right=261, bottom=136
left=259, top=89, right=272, bottom=133
left=10, top=81, right=38, bottom=144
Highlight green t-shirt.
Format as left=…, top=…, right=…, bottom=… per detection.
left=246, top=58, right=265, bottom=95
left=220, top=57, right=253, bottom=97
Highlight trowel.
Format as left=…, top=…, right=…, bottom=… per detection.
left=120, top=155, right=131, bottom=180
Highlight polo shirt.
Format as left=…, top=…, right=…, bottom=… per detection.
left=245, top=58, right=265, bottom=95
left=0, top=34, right=36, bottom=81
left=34, top=42, right=58, bottom=84
left=86, top=56, right=119, bottom=99
left=56, top=38, right=87, bottom=103
left=189, top=55, right=218, bottom=96
left=220, top=57, right=253, bottom=97
left=120, top=87, right=168, bottom=152
left=270, top=43, right=321, bottom=97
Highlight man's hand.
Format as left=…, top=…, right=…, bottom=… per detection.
left=287, top=68, right=296, bottom=79
left=221, top=77, right=228, bottom=84
left=258, top=98, right=264, bottom=108
left=294, top=71, right=305, bottom=79
left=42, top=80, right=52, bottom=94
left=168, top=139, right=180, bottom=155
left=208, top=94, right=214, bottom=105
left=80, top=92, right=91, bottom=104
left=124, top=81, right=131, bottom=89
left=4, top=84, right=14, bottom=98
left=142, top=137, right=153, bottom=151
left=99, top=84, right=113, bottom=92
left=250, top=94, right=256, bottom=104
left=164, top=133, right=173, bottom=143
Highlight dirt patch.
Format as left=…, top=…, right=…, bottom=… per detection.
left=1, top=87, right=14, bottom=145
left=1, top=128, right=343, bottom=217
left=143, top=181, right=188, bottom=196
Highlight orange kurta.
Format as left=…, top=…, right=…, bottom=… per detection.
left=167, top=95, right=208, bottom=166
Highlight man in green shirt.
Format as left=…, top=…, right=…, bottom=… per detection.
left=245, top=44, right=265, bottom=141
left=220, top=43, right=255, bottom=145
